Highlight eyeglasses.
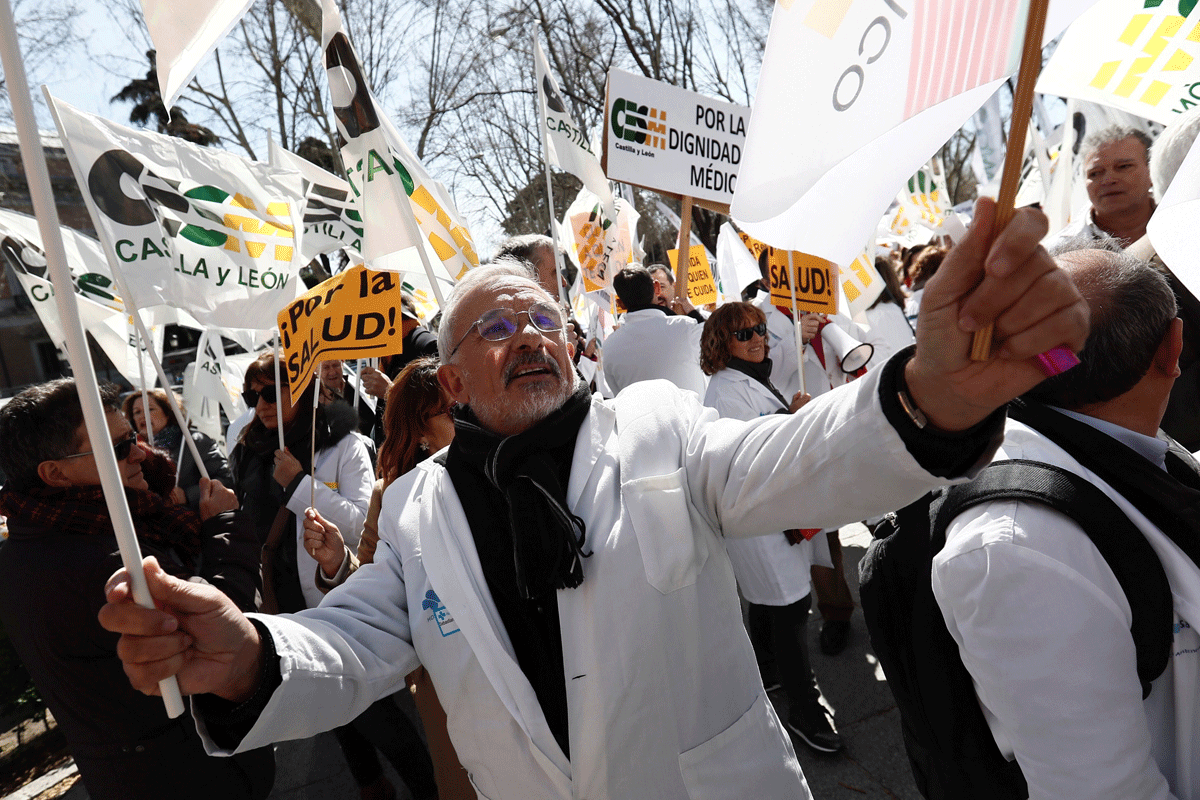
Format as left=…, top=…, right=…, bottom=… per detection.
left=448, top=302, right=563, bottom=358
left=61, top=432, right=139, bottom=462
left=732, top=323, right=768, bottom=342
left=242, top=384, right=279, bottom=407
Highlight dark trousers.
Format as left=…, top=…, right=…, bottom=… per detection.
left=748, top=593, right=822, bottom=720
left=333, top=693, right=438, bottom=798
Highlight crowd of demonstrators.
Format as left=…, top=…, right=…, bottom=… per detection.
left=0, top=380, right=273, bottom=800
left=699, top=303, right=847, bottom=754
left=97, top=200, right=1091, bottom=798
left=647, top=262, right=708, bottom=321
left=601, top=263, right=708, bottom=397
left=122, top=388, right=233, bottom=510
left=319, top=359, right=378, bottom=438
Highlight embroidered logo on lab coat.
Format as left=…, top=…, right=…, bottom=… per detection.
left=422, top=589, right=459, bottom=637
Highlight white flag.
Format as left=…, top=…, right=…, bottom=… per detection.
left=1147, top=125, right=1200, bottom=300
left=534, top=38, right=615, bottom=216
left=715, top=223, right=766, bottom=303
left=732, top=0, right=1097, bottom=263
left=561, top=185, right=637, bottom=294
left=48, top=94, right=307, bottom=330
left=268, top=139, right=364, bottom=261
left=139, top=0, right=254, bottom=110
left=0, top=209, right=166, bottom=388
left=1038, top=0, right=1200, bottom=125
left=322, top=0, right=478, bottom=282
left=188, top=329, right=247, bottom=427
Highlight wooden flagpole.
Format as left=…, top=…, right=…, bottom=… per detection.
left=970, top=0, right=1051, bottom=360
left=675, top=196, right=694, bottom=303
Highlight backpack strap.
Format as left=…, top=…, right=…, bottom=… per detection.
left=932, top=459, right=1173, bottom=698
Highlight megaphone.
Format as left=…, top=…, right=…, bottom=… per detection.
left=821, top=323, right=874, bottom=374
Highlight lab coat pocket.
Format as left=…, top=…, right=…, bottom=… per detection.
left=678, top=691, right=802, bottom=799
left=625, top=467, right=709, bottom=594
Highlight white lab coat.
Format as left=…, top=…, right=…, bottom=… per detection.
left=204, top=366, right=990, bottom=799
left=600, top=308, right=707, bottom=398
left=933, top=416, right=1200, bottom=800
left=704, top=368, right=815, bottom=605
left=863, top=302, right=915, bottom=370
left=283, top=432, right=374, bottom=608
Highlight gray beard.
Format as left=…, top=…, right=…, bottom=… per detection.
left=465, top=362, right=579, bottom=435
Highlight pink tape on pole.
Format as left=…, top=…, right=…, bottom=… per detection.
left=1035, top=346, right=1080, bottom=377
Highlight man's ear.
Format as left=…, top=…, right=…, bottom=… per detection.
left=36, top=459, right=74, bottom=488
left=567, top=340, right=576, bottom=361
left=437, top=364, right=470, bottom=406
left=1154, top=317, right=1185, bottom=379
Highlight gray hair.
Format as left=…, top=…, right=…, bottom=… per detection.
left=494, top=233, right=554, bottom=264
left=437, top=260, right=541, bottom=364
left=1081, top=125, right=1152, bottom=166
left=1025, top=246, right=1176, bottom=409
left=0, top=379, right=121, bottom=490
left=1150, top=107, right=1200, bottom=199
left=646, top=263, right=673, bottom=284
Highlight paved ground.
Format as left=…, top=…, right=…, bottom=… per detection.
left=22, top=523, right=920, bottom=800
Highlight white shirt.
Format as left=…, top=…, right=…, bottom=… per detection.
left=600, top=308, right=706, bottom=397
left=933, top=414, right=1200, bottom=800
left=703, top=367, right=814, bottom=605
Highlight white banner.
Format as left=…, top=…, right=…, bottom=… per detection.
left=715, top=223, right=766, bottom=304
left=322, top=0, right=478, bottom=284
left=732, top=0, right=1096, bottom=263
left=1038, top=0, right=1200, bottom=124
left=139, top=0, right=254, bottom=110
left=269, top=139, right=363, bottom=262
left=605, top=69, right=749, bottom=206
left=1148, top=124, right=1200, bottom=301
left=49, top=94, right=307, bottom=330
left=535, top=38, right=614, bottom=214
left=0, top=209, right=165, bottom=388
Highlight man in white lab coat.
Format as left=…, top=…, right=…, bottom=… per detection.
left=100, top=200, right=1088, bottom=799
left=933, top=247, right=1200, bottom=799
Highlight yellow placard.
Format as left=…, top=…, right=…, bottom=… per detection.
left=666, top=245, right=718, bottom=307
left=276, top=264, right=405, bottom=397
left=766, top=248, right=838, bottom=315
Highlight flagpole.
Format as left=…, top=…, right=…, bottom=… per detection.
left=3, top=6, right=184, bottom=717
left=136, top=329, right=155, bottom=447
left=534, top=35, right=569, bottom=307
left=272, top=331, right=286, bottom=452
left=675, top=196, right=694, bottom=303
left=970, top=0, right=1051, bottom=360
left=787, top=251, right=807, bottom=396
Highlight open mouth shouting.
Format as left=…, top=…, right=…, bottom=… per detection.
left=504, top=352, right=562, bottom=387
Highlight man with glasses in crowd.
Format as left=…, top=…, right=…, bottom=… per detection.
left=100, top=200, right=1088, bottom=799
left=0, top=379, right=271, bottom=799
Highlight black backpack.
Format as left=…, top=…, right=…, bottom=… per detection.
left=859, top=459, right=1174, bottom=800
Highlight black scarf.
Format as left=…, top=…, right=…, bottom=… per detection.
left=726, top=356, right=791, bottom=410
left=450, top=384, right=593, bottom=600
left=1010, top=400, right=1200, bottom=567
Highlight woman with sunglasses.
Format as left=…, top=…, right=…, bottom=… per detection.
left=699, top=302, right=845, bottom=755
left=121, top=388, right=233, bottom=510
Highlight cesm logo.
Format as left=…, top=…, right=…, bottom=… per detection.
left=1090, top=1, right=1200, bottom=109
left=611, top=98, right=667, bottom=150
left=87, top=149, right=295, bottom=265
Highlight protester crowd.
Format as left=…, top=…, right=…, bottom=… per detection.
left=1, top=114, right=1199, bottom=800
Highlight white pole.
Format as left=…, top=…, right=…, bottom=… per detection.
left=135, top=328, right=155, bottom=447
left=272, top=331, right=286, bottom=452
left=534, top=35, right=569, bottom=307
left=787, top=251, right=807, bottom=396
left=5, top=14, right=184, bottom=715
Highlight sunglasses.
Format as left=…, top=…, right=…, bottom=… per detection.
left=61, top=431, right=139, bottom=462
left=448, top=301, right=563, bottom=357
left=732, top=323, right=768, bottom=342
left=242, top=384, right=280, bottom=407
